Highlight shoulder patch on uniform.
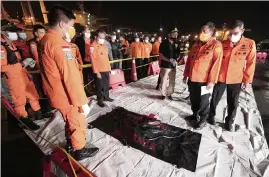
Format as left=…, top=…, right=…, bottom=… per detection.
left=215, top=46, right=222, bottom=53
left=90, top=47, right=94, bottom=53
left=0, top=50, right=5, bottom=59
left=30, top=43, right=36, bottom=50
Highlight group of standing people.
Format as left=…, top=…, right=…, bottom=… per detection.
left=1, top=3, right=256, bottom=162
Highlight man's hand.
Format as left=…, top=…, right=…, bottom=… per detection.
left=96, top=72, right=102, bottom=79
left=170, top=58, right=177, bottom=67
left=206, top=82, right=215, bottom=90
left=183, top=77, right=188, bottom=84
left=241, top=83, right=250, bottom=91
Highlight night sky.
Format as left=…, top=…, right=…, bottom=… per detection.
left=2, top=1, right=269, bottom=41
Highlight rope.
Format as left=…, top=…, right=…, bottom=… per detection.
left=2, top=99, right=95, bottom=177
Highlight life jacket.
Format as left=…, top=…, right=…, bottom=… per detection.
left=1, top=41, right=20, bottom=65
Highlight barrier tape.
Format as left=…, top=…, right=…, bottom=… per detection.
left=28, top=51, right=189, bottom=73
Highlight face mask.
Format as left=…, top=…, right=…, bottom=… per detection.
left=112, top=36, right=116, bottom=40
left=18, top=32, right=27, bottom=40
left=158, top=38, right=162, bottom=42
left=64, top=32, right=71, bottom=43
left=229, top=34, right=241, bottom=43
left=145, top=39, right=149, bottom=43
left=84, top=32, right=91, bottom=39
left=199, top=32, right=211, bottom=42
left=98, top=38, right=105, bottom=45
left=151, top=38, right=155, bottom=42
left=7, top=32, right=18, bottom=41
left=135, top=38, right=140, bottom=42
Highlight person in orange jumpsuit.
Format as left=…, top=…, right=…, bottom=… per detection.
left=28, top=25, right=46, bottom=68
left=39, top=5, right=98, bottom=160
left=152, top=36, right=162, bottom=90
left=119, top=35, right=130, bottom=69
left=130, top=35, right=143, bottom=79
left=13, top=24, right=31, bottom=60
left=90, top=29, right=114, bottom=107
left=183, top=22, right=223, bottom=129
left=75, top=26, right=93, bottom=87
left=1, top=24, right=42, bottom=130
left=142, top=36, right=153, bottom=78
left=208, top=20, right=256, bottom=131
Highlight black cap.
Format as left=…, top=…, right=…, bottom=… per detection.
left=111, top=32, right=117, bottom=36
left=168, top=27, right=179, bottom=34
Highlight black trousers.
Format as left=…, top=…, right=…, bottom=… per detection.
left=189, top=81, right=210, bottom=120
left=209, top=82, right=241, bottom=121
left=94, top=72, right=110, bottom=102
left=83, top=67, right=93, bottom=85
left=135, top=58, right=143, bottom=79
left=156, top=74, right=161, bottom=88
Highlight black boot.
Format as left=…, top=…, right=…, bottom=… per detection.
left=104, top=97, right=114, bottom=102
left=97, top=101, right=105, bottom=108
left=73, top=147, right=99, bottom=161
left=185, top=115, right=198, bottom=128
left=65, top=139, right=73, bottom=154
left=20, top=117, right=40, bottom=130
left=207, top=116, right=216, bottom=125
left=34, top=110, right=43, bottom=120
left=224, top=117, right=235, bottom=132
left=196, top=118, right=207, bottom=130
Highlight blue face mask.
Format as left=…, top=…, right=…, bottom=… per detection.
left=18, top=32, right=27, bottom=40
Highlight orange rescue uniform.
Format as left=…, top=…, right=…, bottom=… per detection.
left=84, top=38, right=92, bottom=63
left=71, top=43, right=84, bottom=84
left=29, top=39, right=41, bottom=68
left=120, top=39, right=130, bottom=57
left=142, top=42, right=152, bottom=58
left=39, top=29, right=88, bottom=150
left=130, top=42, right=143, bottom=58
left=13, top=39, right=31, bottom=59
left=152, top=40, right=161, bottom=55
left=1, top=39, right=40, bottom=118
left=184, top=37, right=223, bottom=83
left=218, top=36, right=256, bottom=84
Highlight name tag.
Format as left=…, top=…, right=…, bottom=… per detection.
left=62, top=47, right=73, bottom=60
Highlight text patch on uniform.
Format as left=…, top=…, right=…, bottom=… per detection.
left=62, top=46, right=73, bottom=60
left=0, top=50, right=5, bottom=59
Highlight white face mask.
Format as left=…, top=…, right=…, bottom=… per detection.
left=64, top=32, right=71, bottom=43
left=112, top=36, right=116, bottom=40
left=229, top=34, right=241, bottom=43
left=18, top=32, right=27, bottom=40
left=135, top=38, right=140, bottom=42
left=7, top=32, right=18, bottom=41
left=145, top=39, right=149, bottom=43
left=151, top=38, right=155, bottom=42
left=158, top=38, right=162, bottom=42
left=84, top=32, right=91, bottom=39
left=98, top=38, right=105, bottom=45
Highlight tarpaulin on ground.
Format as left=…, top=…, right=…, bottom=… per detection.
left=90, top=107, right=202, bottom=172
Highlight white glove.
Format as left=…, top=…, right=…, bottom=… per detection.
left=22, top=58, right=36, bottom=68
left=81, top=103, right=91, bottom=117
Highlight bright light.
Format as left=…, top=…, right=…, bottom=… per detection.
left=74, top=14, right=76, bottom=16
left=216, top=32, right=219, bottom=37
left=160, top=28, right=163, bottom=31
left=225, top=31, right=230, bottom=34
left=195, top=35, right=198, bottom=38
left=188, top=34, right=190, bottom=37
left=31, top=17, right=33, bottom=20
left=79, top=15, right=82, bottom=18
left=117, top=29, right=121, bottom=33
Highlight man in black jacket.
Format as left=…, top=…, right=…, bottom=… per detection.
left=110, top=33, right=123, bottom=69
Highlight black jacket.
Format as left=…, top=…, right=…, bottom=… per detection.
left=74, top=36, right=87, bottom=63
left=110, top=41, right=123, bottom=59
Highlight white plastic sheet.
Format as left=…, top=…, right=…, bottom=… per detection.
left=24, top=66, right=269, bottom=177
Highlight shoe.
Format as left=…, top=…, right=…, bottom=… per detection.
left=168, top=96, right=173, bottom=100
left=20, top=117, right=40, bottom=130
left=224, top=117, right=235, bottom=132
left=161, top=96, right=166, bottom=100
left=73, top=147, right=99, bottom=161
left=97, top=101, right=105, bottom=108
left=207, top=117, right=216, bottom=125
left=185, top=115, right=198, bottom=128
left=105, top=97, right=114, bottom=102
left=34, top=110, right=43, bottom=120
left=196, top=119, right=207, bottom=129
